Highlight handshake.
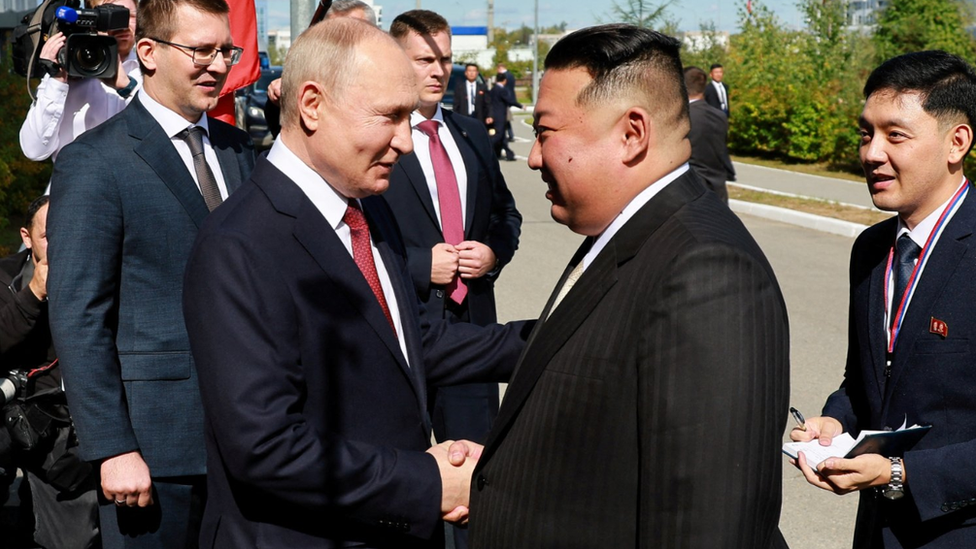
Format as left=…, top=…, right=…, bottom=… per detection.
left=426, top=439, right=483, bottom=525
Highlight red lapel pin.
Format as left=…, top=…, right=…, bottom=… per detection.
left=929, top=317, right=948, bottom=338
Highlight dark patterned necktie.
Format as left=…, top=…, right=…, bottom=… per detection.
left=891, top=234, right=922, bottom=327
left=178, top=126, right=223, bottom=211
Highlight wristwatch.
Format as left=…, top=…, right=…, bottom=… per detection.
left=883, top=456, right=905, bottom=500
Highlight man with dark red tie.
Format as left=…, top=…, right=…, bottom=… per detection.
left=384, top=13, right=521, bottom=548
left=182, top=18, right=528, bottom=549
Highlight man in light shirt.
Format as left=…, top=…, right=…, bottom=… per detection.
left=20, top=0, right=142, bottom=163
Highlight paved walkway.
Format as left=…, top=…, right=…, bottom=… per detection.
left=733, top=162, right=875, bottom=208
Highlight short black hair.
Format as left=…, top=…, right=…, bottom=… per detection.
left=864, top=50, right=976, bottom=131
left=465, top=63, right=479, bottom=70
left=24, top=195, right=49, bottom=231
left=544, top=24, right=687, bottom=131
left=710, top=63, right=723, bottom=71
left=495, top=72, right=507, bottom=83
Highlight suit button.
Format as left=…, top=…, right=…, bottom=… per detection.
left=435, top=290, right=444, bottom=299
left=476, top=474, right=488, bottom=491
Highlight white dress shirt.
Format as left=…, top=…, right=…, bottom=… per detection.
left=138, top=89, right=229, bottom=200
left=266, top=139, right=409, bottom=364
left=582, top=164, right=691, bottom=271
left=410, top=106, right=468, bottom=229
left=20, top=51, right=142, bottom=162
left=884, top=177, right=967, bottom=336
left=711, top=81, right=728, bottom=111
left=467, top=81, right=476, bottom=113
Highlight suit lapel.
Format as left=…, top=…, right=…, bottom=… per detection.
left=483, top=171, right=707, bottom=458
left=252, top=162, right=415, bottom=397
left=128, top=98, right=210, bottom=228
left=444, top=113, right=480, bottom=235
left=884, top=186, right=976, bottom=407
left=209, top=119, right=245, bottom=194
left=866, top=246, right=889, bottom=398
left=396, top=153, right=441, bottom=229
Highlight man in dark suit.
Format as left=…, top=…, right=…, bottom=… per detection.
left=47, top=0, right=254, bottom=545
left=488, top=73, right=523, bottom=161
left=182, top=19, right=527, bottom=549
left=495, top=63, right=516, bottom=142
left=452, top=63, right=492, bottom=126
left=704, top=63, right=730, bottom=115
left=790, top=51, right=976, bottom=549
left=685, top=66, right=735, bottom=202
left=386, top=11, right=521, bottom=549
left=467, top=25, right=790, bottom=548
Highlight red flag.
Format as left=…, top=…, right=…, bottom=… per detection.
left=209, top=0, right=260, bottom=125
left=747, top=0, right=753, bottom=14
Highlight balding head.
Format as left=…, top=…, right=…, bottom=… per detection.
left=277, top=18, right=417, bottom=199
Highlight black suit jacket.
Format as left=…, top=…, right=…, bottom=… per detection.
left=384, top=111, right=521, bottom=326
left=487, top=86, right=522, bottom=143
left=704, top=80, right=730, bottom=114
left=451, top=80, right=491, bottom=124
left=823, top=183, right=976, bottom=548
left=688, top=100, right=735, bottom=194
left=183, top=158, right=528, bottom=548
left=48, top=97, right=253, bottom=476
left=468, top=171, right=791, bottom=548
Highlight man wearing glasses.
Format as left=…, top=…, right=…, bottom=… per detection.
left=46, top=0, right=254, bottom=545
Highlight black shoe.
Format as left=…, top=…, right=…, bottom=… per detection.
left=505, top=156, right=517, bottom=162
left=507, top=138, right=515, bottom=143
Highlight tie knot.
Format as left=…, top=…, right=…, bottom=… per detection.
left=343, top=201, right=368, bottom=231
left=417, top=120, right=440, bottom=140
left=896, top=234, right=922, bottom=263
left=179, top=126, right=207, bottom=155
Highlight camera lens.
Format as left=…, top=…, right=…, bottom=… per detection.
left=74, top=44, right=110, bottom=74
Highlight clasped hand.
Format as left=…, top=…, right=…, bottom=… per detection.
left=789, top=416, right=895, bottom=494
left=426, top=439, right=483, bottom=525
left=431, top=242, right=497, bottom=285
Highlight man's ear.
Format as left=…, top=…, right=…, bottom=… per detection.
left=20, top=227, right=31, bottom=250
left=620, top=107, right=651, bottom=165
left=298, top=82, right=326, bottom=132
left=948, top=123, right=973, bottom=165
left=136, top=38, right=157, bottom=72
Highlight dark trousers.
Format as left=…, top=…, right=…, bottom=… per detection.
left=428, top=301, right=498, bottom=549
left=99, top=475, right=205, bottom=549
left=29, top=469, right=100, bottom=549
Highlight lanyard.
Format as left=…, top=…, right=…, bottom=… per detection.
left=884, top=181, right=969, bottom=353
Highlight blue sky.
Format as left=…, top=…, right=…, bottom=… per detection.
left=265, top=0, right=806, bottom=34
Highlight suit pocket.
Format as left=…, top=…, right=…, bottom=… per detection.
left=914, top=338, right=969, bottom=355
left=118, top=352, right=191, bottom=381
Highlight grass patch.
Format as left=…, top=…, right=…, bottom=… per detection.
left=732, top=154, right=864, bottom=183
left=729, top=185, right=893, bottom=226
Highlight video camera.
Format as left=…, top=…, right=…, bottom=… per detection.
left=12, top=0, right=130, bottom=81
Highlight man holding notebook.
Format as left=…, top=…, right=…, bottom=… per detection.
left=791, top=50, right=976, bottom=548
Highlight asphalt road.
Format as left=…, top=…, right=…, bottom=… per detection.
left=496, top=123, right=860, bottom=548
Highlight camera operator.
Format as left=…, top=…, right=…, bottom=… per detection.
left=19, top=0, right=140, bottom=163
left=1, top=195, right=99, bottom=549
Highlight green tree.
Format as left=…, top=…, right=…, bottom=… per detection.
left=873, top=0, right=976, bottom=62
left=601, top=0, right=676, bottom=29
left=0, top=52, right=52, bottom=252
left=268, top=43, right=288, bottom=66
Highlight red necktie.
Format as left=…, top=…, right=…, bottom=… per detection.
left=343, top=201, right=397, bottom=336
left=417, top=120, right=467, bottom=304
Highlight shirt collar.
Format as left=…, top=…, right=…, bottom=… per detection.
left=411, top=105, right=445, bottom=129
left=266, top=138, right=350, bottom=230
left=897, top=175, right=968, bottom=246
left=137, top=88, right=210, bottom=138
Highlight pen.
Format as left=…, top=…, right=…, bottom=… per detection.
left=790, top=406, right=806, bottom=431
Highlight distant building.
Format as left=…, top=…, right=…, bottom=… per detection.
left=0, top=0, right=33, bottom=12
left=269, top=28, right=291, bottom=51
left=681, top=30, right=730, bottom=53
left=847, top=0, right=887, bottom=28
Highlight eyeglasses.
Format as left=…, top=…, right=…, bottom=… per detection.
left=150, top=38, right=244, bottom=67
